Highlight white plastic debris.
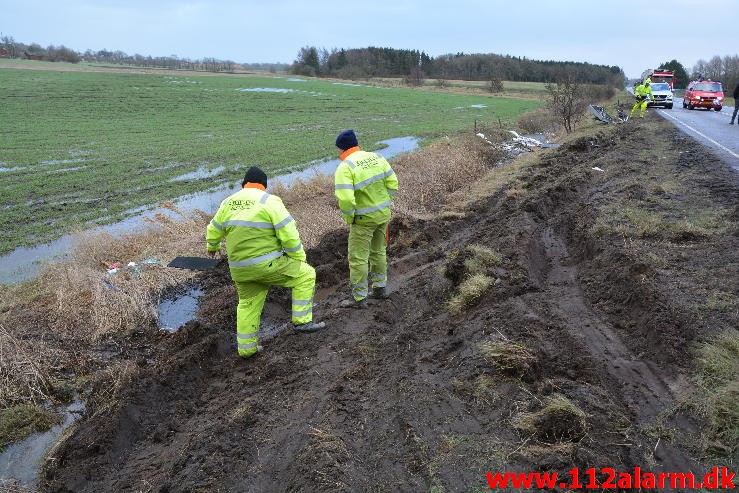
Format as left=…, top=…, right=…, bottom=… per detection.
left=591, top=167, right=605, bottom=172
left=508, top=130, right=543, bottom=147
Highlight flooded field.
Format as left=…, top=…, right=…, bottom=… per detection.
left=0, top=64, right=541, bottom=258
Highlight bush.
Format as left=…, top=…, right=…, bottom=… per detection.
left=516, top=108, right=560, bottom=135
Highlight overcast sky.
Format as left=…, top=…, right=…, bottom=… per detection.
left=2, top=0, right=737, bottom=78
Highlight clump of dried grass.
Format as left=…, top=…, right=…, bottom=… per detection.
left=513, top=394, right=588, bottom=443
left=0, top=324, right=61, bottom=407
left=446, top=273, right=494, bottom=314
left=33, top=203, right=210, bottom=342
left=85, top=360, right=139, bottom=416
left=392, top=135, right=505, bottom=216
left=479, top=339, right=536, bottom=377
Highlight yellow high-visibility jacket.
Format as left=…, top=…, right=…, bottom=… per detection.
left=634, top=84, right=653, bottom=101
left=334, top=147, right=399, bottom=226
left=206, top=185, right=305, bottom=274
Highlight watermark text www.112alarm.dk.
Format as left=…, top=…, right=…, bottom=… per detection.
left=485, top=466, right=736, bottom=490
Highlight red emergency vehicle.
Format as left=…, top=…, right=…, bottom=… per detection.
left=640, top=69, right=675, bottom=89
left=683, top=79, right=724, bottom=111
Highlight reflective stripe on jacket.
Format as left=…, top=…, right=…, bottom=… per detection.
left=206, top=187, right=305, bottom=268
left=334, top=147, right=399, bottom=226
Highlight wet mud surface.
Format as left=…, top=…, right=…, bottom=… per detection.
left=41, top=116, right=738, bottom=492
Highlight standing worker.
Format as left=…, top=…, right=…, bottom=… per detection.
left=730, top=81, right=739, bottom=125
left=334, top=130, right=399, bottom=308
left=631, top=80, right=653, bottom=118
left=206, top=166, right=325, bottom=359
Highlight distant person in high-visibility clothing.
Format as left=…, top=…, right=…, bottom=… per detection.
left=631, top=81, right=653, bottom=118
left=333, top=130, right=399, bottom=308
left=206, top=166, right=325, bottom=358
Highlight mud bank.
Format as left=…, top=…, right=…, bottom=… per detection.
left=39, top=115, right=738, bottom=492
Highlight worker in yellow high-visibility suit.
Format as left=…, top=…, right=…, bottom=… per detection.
left=333, top=130, right=399, bottom=308
left=631, top=81, right=653, bottom=118
left=206, top=167, right=325, bottom=358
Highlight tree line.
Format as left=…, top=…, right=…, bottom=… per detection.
left=292, top=46, right=626, bottom=86
left=692, top=55, right=739, bottom=93
left=0, top=34, right=289, bottom=74
left=0, top=34, right=80, bottom=63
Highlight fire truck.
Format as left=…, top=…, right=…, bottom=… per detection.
left=640, top=69, right=675, bottom=89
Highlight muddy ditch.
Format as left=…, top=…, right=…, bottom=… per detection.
left=23, top=115, right=739, bottom=491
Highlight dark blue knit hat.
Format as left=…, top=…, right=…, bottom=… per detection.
left=242, top=166, right=268, bottom=187
left=335, top=130, right=358, bottom=150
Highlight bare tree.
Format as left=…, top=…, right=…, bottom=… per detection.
left=545, top=71, right=587, bottom=133
left=405, top=66, right=425, bottom=86
left=488, top=77, right=503, bottom=93
left=1, top=34, right=17, bottom=58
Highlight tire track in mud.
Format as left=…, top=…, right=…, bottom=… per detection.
left=536, top=226, right=698, bottom=472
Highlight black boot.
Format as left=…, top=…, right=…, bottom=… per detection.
left=371, top=286, right=390, bottom=299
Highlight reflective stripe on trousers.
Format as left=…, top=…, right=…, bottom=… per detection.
left=369, top=272, right=387, bottom=288
left=232, top=255, right=316, bottom=356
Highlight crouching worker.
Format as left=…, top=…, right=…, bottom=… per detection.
left=206, top=166, right=325, bottom=358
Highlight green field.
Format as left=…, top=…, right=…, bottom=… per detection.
left=0, top=62, right=541, bottom=255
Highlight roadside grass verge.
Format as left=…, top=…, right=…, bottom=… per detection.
left=690, top=329, right=739, bottom=458
left=592, top=205, right=729, bottom=239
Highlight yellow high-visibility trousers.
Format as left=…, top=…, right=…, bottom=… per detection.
left=631, top=100, right=648, bottom=118
left=232, top=255, right=316, bottom=358
left=348, top=222, right=388, bottom=301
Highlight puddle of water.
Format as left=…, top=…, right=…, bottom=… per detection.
left=0, top=400, right=85, bottom=490
left=272, top=136, right=421, bottom=188
left=237, top=87, right=294, bottom=93
left=39, top=158, right=86, bottom=166
left=285, top=78, right=307, bottom=82
left=0, top=137, right=421, bottom=285
left=47, top=166, right=87, bottom=174
left=0, top=166, right=26, bottom=173
left=168, top=164, right=226, bottom=182
left=470, top=104, right=488, bottom=108
left=158, top=285, right=204, bottom=332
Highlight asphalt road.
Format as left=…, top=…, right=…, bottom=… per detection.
left=655, top=99, right=739, bottom=171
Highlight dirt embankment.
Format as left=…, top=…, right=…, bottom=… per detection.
left=41, top=115, right=738, bottom=492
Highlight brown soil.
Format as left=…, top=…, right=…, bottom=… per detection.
left=40, top=115, right=738, bottom=492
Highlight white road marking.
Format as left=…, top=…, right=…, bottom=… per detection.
left=659, top=109, right=739, bottom=159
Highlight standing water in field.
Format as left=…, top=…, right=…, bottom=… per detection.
left=0, top=137, right=421, bottom=284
